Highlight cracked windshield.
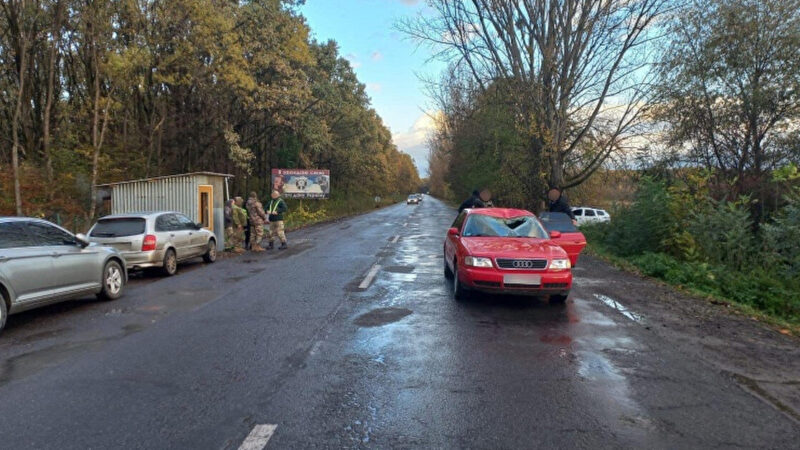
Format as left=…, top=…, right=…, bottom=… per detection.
left=0, top=0, right=799, bottom=448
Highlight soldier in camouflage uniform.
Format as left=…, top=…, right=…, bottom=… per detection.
left=231, top=197, right=247, bottom=253
left=246, top=192, right=268, bottom=252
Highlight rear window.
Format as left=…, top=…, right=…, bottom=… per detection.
left=91, top=218, right=146, bottom=238
left=538, top=212, right=579, bottom=232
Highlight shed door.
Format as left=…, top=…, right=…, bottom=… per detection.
left=198, top=185, right=213, bottom=231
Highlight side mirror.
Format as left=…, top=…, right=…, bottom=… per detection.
left=549, top=230, right=562, bottom=239
left=447, top=227, right=460, bottom=237
left=195, top=223, right=204, bottom=230
left=74, top=233, right=90, bottom=248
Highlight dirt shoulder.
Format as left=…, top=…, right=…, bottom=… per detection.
left=579, top=254, right=800, bottom=423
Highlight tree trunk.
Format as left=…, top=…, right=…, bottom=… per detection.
left=42, top=1, right=63, bottom=199
left=11, top=35, right=28, bottom=216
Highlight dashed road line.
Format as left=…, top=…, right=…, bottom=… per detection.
left=390, top=235, right=400, bottom=243
left=239, top=424, right=277, bottom=450
left=358, top=264, right=382, bottom=289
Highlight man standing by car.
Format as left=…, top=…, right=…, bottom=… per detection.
left=266, top=189, right=289, bottom=250
left=548, top=187, right=578, bottom=226
left=458, top=188, right=491, bottom=212
left=247, top=192, right=268, bottom=252
left=232, top=197, right=248, bottom=253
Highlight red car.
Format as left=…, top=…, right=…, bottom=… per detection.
left=537, top=212, right=587, bottom=267
left=444, top=208, right=573, bottom=302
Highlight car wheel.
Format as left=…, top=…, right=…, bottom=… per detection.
left=0, top=291, right=7, bottom=334
left=452, top=261, right=468, bottom=301
left=162, top=248, right=178, bottom=276
left=203, top=240, right=217, bottom=263
left=98, top=260, right=124, bottom=300
left=550, top=293, right=568, bottom=304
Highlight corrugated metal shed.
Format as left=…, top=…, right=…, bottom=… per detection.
left=97, top=172, right=233, bottom=250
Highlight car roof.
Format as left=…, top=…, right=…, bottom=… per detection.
left=465, top=208, right=534, bottom=219
left=96, top=211, right=180, bottom=220
left=0, top=216, right=53, bottom=224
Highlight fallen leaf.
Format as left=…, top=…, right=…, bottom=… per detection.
left=779, top=329, right=792, bottom=336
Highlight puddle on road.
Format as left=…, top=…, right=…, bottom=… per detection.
left=353, top=308, right=413, bottom=328
left=593, top=294, right=644, bottom=323
left=384, top=265, right=415, bottom=274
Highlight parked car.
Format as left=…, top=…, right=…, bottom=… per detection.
left=443, top=208, right=572, bottom=302
left=572, top=207, right=611, bottom=226
left=538, top=212, right=587, bottom=267
left=415, top=194, right=424, bottom=202
left=407, top=195, right=420, bottom=205
left=88, top=212, right=217, bottom=276
left=0, top=217, right=127, bottom=333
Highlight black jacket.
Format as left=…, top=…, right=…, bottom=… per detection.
left=458, top=193, right=485, bottom=213
left=267, top=198, right=288, bottom=222
left=548, top=195, right=576, bottom=220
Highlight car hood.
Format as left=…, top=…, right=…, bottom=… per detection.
left=460, top=237, right=567, bottom=259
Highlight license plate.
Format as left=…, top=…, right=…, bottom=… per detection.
left=503, top=274, right=541, bottom=286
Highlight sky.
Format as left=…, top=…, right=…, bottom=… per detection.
left=299, top=0, right=445, bottom=176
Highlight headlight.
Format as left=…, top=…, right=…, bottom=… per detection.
left=549, top=259, right=571, bottom=270
left=464, top=256, right=493, bottom=268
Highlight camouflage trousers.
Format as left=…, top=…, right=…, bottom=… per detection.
left=251, top=221, right=265, bottom=248
left=267, top=220, right=286, bottom=244
left=226, top=226, right=245, bottom=250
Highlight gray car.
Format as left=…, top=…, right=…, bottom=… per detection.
left=0, top=217, right=127, bottom=333
left=87, top=211, right=217, bottom=275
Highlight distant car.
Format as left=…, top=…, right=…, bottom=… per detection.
left=538, top=212, right=587, bottom=267
left=416, top=194, right=424, bottom=202
left=572, top=207, right=611, bottom=226
left=443, top=208, right=572, bottom=302
left=407, top=195, right=420, bottom=205
left=88, top=212, right=217, bottom=275
left=0, top=217, right=127, bottom=333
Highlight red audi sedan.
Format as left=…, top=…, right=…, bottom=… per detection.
left=444, top=208, right=573, bottom=302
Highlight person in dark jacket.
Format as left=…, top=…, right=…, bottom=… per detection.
left=548, top=187, right=577, bottom=225
left=459, top=188, right=491, bottom=212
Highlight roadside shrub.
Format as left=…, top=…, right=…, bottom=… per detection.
left=687, top=197, right=755, bottom=272
left=762, top=196, right=800, bottom=280
left=601, top=177, right=673, bottom=256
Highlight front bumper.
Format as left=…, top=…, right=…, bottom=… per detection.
left=459, top=266, right=572, bottom=296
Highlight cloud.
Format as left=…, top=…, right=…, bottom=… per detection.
left=371, top=51, right=383, bottom=61
left=366, top=83, right=383, bottom=93
left=393, top=111, right=440, bottom=176
left=344, top=53, right=362, bottom=68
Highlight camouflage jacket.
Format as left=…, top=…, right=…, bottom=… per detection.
left=232, top=205, right=248, bottom=227
left=246, top=198, right=268, bottom=224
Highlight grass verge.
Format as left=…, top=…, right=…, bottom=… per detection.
left=585, top=241, right=800, bottom=336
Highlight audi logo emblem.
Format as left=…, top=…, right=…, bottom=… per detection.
left=513, top=260, right=536, bottom=268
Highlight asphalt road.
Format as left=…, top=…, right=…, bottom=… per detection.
left=0, top=198, right=798, bottom=449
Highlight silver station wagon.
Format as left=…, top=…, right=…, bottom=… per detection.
left=88, top=212, right=217, bottom=275
left=0, top=217, right=127, bottom=333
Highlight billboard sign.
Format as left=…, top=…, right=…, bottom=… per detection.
left=271, top=169, right=330, bottom=199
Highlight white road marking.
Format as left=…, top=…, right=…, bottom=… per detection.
left=390, top=235, right=400, bottom=243
left=403, top=222, right=408, bottom=227
left=239, top=424, right=277, bottom=450
left=358, top=264, right=382, bottom=289
left=593, top=294, right=644, bottom=323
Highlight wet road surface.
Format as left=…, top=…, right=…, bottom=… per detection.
left=0, top=198, right=798, bottom=448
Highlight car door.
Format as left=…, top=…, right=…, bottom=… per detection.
left=26, top=221, right=102, bottom=294
left=163, top=214, right=192, bottom=260
left=0, top=221, right=59, bottom=307
left=584, top=208, right=597, bottom=223
left=444, top=212, right=467, bottom=270
left=175, top=214, right=204, bottom=256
